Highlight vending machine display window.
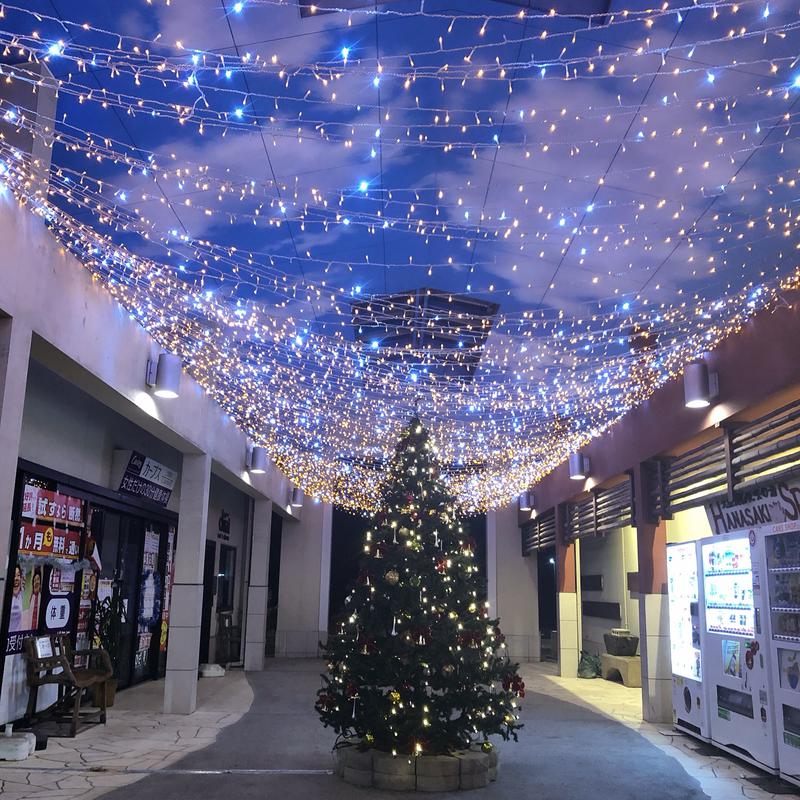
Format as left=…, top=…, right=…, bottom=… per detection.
left=702, top=538, right=755, bottom=638
left=766, top=530, right=800, bottom=643
left=667, top=542, right=702, bottom=681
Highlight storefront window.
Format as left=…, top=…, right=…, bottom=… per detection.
left=217, top=544, right=236, bottom=612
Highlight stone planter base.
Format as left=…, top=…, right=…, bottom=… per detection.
left=336, top=744, right=498, bottom=791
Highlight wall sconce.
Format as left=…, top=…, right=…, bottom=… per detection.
left=518, top=490, right=534, bottom=513
left=145, top=352, right=181, bottom=399
left=290, top=487, right=304, bottom=508
left=569, top=452, right=590, bottom=481
left=684, top=361, right=719, bottom=409
left=246, top=445, right=268, bottom=475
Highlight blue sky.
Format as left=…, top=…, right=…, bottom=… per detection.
left=1, top=0, right=798, bottom=506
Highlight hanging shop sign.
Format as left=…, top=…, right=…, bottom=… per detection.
left=705, top=480, right=800, bottom=536
left=218, top=510, right=231, bottom=542
left=117, top=451, right=177, bottom=507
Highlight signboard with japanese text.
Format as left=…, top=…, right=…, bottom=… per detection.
left=118, top=452, right=177, bottom=507
left=705, top=480, right=800, bottom=536
left=17, top=524, right=81, bottom=561
left=21, top=484, right=84, bottom=526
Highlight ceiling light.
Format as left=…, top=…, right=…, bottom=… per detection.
left=247, top=445, right=268, bottom=474
left=683, top=361, right=719, bottom=409
left=518, top=490, right=534, bottom=512
left=145, top=353, right=181, bottom=399
left=569, top=452, right=589, bottom=481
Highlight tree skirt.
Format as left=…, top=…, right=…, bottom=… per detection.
left=336, top=743, right=498, bottom=791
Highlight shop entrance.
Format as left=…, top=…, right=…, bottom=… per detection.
left=537, top=546, right=558, bottom=661
left=200, top=540, right=217, bottom=664
left=90, top=507, right=173, bottom=690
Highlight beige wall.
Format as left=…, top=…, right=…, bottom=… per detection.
left=275, top=499, right=330, bottom=657
left=492, top=504, right=541, bottom=662
left=665, top=506, right=712, bottom=544
left=580, top=526, right=639, bottom=655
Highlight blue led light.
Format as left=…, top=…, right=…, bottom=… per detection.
left=225, top=69, right=233, bottom=79
left=341, top=46, right=350, bottom=60
left=47, top=42, right=64, bottom=57
left=359, top=180, right=368, bottom=192
left=371, top=340, right=379, bottom=349
left=233, top=1, right=244, bottom=12
left=706, top=71, right=715, bottom=84
left=372, top=76, right=381, bottom=88
left=234, top=107, right=244, bottom=119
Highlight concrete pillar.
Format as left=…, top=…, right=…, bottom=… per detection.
left=0, top=318, right=31, bottom=590
left=637, top=520, right=671, bottom=722
left=317, top=503, right=333, bottom=645
left=244, top=499, right=272, bottom=671
left=486, top=510, right=498, bottom=616
left=555, top=503, right=580, bottom=677
left=633, top=463, right=671, bottom=722
left=164, top=452, right=211, bottom=714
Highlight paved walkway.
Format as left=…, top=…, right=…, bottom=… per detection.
left=0, top=671, right=253, bottom=799
left=0, top=660, right=796, bottom=798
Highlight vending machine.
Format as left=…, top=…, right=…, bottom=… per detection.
left=667, top=540, right=710, bottom=740
left=762, top=528, right=800, bottom=786
left=701, top=531, right=778, bottom=772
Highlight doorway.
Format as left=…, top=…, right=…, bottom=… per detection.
left=200, top=540, right=217, bottom=664
left=538, top=546, right=558, bottom=661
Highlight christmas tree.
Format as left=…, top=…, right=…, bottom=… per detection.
left=316, top=417, right=524, bottom=757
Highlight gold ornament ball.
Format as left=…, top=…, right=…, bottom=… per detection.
left=384, top=569, right=400, bottom=586
left=442, top=664, right=455, bottom=676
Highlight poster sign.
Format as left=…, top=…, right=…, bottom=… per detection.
left=705, top=480, right=800, bottom=536
left=160, top=527, right=175, bottom=653
left=21, top=485, right=84, bottom=526
left=18, top=524, right=81, bottom=560
left=118, top=452, right=177, bottom=507
left=134, top=530, right=162, bottom=679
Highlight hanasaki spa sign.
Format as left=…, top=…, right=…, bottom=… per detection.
left=705, top=480, right=800, bottom=536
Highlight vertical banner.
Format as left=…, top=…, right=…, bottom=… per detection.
left=134, top=530, right=162, bottom=680
left=160, top=527, right=176, bottom=656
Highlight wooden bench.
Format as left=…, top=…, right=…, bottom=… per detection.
left=600, top=653, right=642, bottom=688
left=23, top=634, right=113, bottom=737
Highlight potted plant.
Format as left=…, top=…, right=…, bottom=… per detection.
left=90, top=586, right=127, bottom=708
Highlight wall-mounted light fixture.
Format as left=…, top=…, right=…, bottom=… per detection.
left=145, top=352, right=181, bottom=399
left=290, top=487, right=304, bottom=508
left=683, top=360, right=719, bottom=409
left=246, top=445, right=268, bottom=475
left=518, top=490, right=534, bottom=513
left=569, top=452, right=590, bottom=481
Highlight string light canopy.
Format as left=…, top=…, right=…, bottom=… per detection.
left=0, top=0, right=799, bottom=511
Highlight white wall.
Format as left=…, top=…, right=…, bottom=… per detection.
left=275, top=499, right=330, bottom=657
left=0, top=197, right=298, bottom=516
left=491, top=504, right=540, bottom=662
left=20, top=360, right=182, bottom=512
left=580, top=526, right=639, bottom=655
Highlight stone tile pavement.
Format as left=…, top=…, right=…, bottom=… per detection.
left=0, top=671, right=253, bottom=800
left=524, top=662, right=798, bottom=799
left=0, top=661, right=797, bottom=799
